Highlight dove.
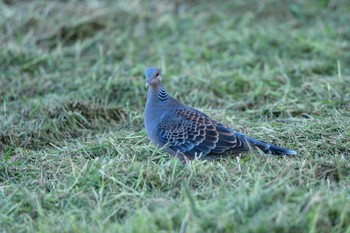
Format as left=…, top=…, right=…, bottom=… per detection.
left=144, top=67, right=296, bottom=160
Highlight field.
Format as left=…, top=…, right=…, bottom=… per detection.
left=1, top=0, right=350, bottom=232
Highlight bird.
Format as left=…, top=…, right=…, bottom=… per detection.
left=143, top=67, right=297, bottom=160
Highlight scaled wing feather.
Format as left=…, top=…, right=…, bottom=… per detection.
left=157, top=108, right=248, bottom=157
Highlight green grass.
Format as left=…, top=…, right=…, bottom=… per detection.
left=1, top=0, right=350, bottom=232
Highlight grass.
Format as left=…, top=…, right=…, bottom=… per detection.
left=1, top=0, right=350, bottom=232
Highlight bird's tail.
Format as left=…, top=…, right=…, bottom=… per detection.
left=234, top=132, right=297, bottom=156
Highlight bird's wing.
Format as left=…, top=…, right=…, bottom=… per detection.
left=156, top=107, right=248, bottom=157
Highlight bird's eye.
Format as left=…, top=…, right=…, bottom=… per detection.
left=155, top=72, right=159, bottom=77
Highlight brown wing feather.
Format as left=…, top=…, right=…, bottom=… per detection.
left=157, top=107, right=248, bottom=158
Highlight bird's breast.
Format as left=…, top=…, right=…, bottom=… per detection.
left=144, top=104, right=163, bottom=146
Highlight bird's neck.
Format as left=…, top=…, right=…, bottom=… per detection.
left=147, top=84, right=169, bottom=103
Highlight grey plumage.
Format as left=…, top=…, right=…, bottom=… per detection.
left=144, top=67, right=297, bottom=160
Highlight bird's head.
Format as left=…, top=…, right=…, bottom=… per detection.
left=145, top=67, right=162, bottom=87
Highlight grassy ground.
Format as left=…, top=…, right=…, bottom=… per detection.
left=1, top=0, right=350, bottom=232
